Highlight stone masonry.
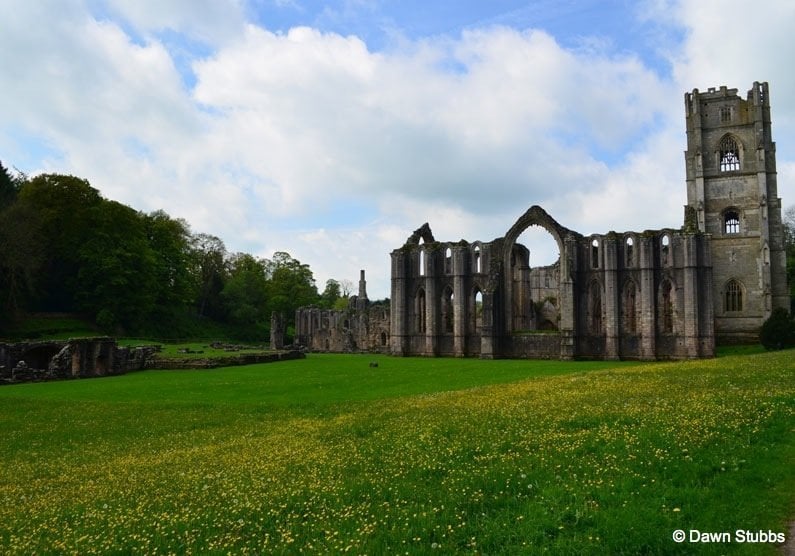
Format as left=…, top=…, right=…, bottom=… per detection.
left=296, top=81, right=789, bottom=359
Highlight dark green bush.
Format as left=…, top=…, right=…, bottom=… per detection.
left=759, top=307, right=795, bottom=350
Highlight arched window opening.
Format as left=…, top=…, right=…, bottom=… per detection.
left=419, top=249, right=426, bottom=276
left=725, top=280, right=743, bottom=312
left=416, top=289, right=427, bottom=333
left=719, top=136, right=740, bottom=171
left=589, top=282, right=602, bottom=334
left=380, top=331, right=388, bottom=346
left=625, top=237, right=634, bottom=267
left=661, top=235, right=670, bottom=265
left=442, top=287, right=454, bottom=334
left=473, top=245, right=481, bottom=273
left=719, top=106, right=732, bottom=123
left=591, top=239, right=599, bottom=269
left=724, top=211, right=740, bottom=234
left=623, top=281, right=637, bottom=334
left=444, top=247, right=452, bottom=274
left=660, top=280, right=673, bottom=333
left=472, top=289, right=483, bottom=333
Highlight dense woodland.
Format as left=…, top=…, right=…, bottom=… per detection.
left=0, top=161, right=352, bottom=340
left=1, top=160, right=793, bottom=341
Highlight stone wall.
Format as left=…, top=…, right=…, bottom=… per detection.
left=0, top=337, right=158, bottom=384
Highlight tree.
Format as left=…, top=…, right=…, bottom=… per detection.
left=0, top=160, right=20, bottom=210
left=190, top=233, right=229, bottom=319
left=0, top=194, right=44, bottom=321
left=222, top=253, right=269, bottom=327
left=759, top=307, right=795, bottom=350
left=16, top=174, right=103, bottom=311
left=75, top=200, right=157, bottom=332
left=265, top=252, right=319, bottom=328
left=319, top=279, right=342, bottom=309
left=784, top=205, right=795, bottom=307
left=145, top=210, right=194, bottom=315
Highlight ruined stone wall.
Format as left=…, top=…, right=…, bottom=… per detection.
left=0, top=337, right=157, bottom=384
left=294, top=291, right=391, bottom=354
left=389, top=207, right=715, bottom=361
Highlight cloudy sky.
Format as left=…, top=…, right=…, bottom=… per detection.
left=1, top=0, right=794, bottom=298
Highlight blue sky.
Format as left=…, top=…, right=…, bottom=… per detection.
left=1, top=0, right=793, bottom=298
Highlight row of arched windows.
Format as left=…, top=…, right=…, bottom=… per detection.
left=587, top=277, right=745, bottom=335
left=590, top=234, right=672, bottom=268
left=417, top=244, right=482, bottom=276
left=414, top=286, right=482, bottom=334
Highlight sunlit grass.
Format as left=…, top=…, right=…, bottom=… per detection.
left=0, top=351, right=793, bottom=554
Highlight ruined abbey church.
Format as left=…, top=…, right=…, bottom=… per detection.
left=295, top=82, right=789, bottom=359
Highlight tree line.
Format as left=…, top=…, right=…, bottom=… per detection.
left=0, top=162, right=349, bottom=340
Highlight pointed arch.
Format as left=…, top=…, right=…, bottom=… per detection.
left=718, top=134, right=741, bottom=171
left=622, top=279, right=639, bottom=334
left=723, top=209, right=740, bottom=234
left=415, top=287, right=427, bottom=333
left=441, top=285, right=454, bottom=334
left=724, top=279, right=744, bottom=312
left=659, top=278, right=674, bottom=333
left=473, top=244, right=482, bottom=273
left=471, top=286, right=483, bottom=334
left=588, top=280, right=603, bottom=335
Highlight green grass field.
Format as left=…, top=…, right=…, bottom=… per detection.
left=0, top=352, right=793, bottom=554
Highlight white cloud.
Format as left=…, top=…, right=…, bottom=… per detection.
left=1, top=0, right=793, bottom=298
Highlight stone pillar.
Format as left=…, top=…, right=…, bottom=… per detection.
left=603, top=237, right=620, bottom=359
left=390, top=250, right=408, bottom=356
left=480, top=290, right=495, bottom=359
left=558, top=235, right=577, bottom=359
left=700, top=237, right=716, bottom=357
left=425, top=249, right=438, bottom=356
left=270, top=312, right=284, bottom=350
left=639, top=236, right=656, bottom=359
left=452, top=246, right=466, bottom=357
left=682, top=235, right=699, bottom=358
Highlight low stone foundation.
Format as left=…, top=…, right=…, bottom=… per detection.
left=144, top=350, right=305, bottom=370
left=0, top=339, right=303, bottom=384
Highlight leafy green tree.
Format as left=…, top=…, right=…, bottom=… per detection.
left=16, top=174, right=103, bottom=311
left=759, top=307, right=795, bottom=350
left=190, top=233, right=229, bottom=320
left=145, top=210, right=195, bottom=315
left=0, top=191, right=44, bottom=322
left=0, top=160, right=20, bottom=210
left=319, top=279, right=342, bottom=309
left=784, top=205, right=794, bottom=307
left=222, top=253, right=269, bottom=327
left=75, top=200, right=157, bottom=332
left=265, top=252, right=319, bottom=328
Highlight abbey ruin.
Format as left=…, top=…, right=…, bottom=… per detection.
left=296, top=82, right=789, bottom=360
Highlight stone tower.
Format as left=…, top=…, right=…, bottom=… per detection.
left=684, top=82, right=789, bottom=342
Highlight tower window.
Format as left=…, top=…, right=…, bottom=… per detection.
left=719, top=106, right=732, bottom=123
left=724, top=280, right=743, bottom=312
left=719, top=136, right=740, bottom=171
left=591, top=239, right=599, bottom=269
left=724, top=211, right=740, bottom=234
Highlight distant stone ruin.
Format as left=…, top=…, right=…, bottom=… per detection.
left=295, top=82, right=790, bottom=360
left=0, top=337, right=156, bottom=384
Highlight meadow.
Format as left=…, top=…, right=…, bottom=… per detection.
left=0, top=351, right=793, bottom=554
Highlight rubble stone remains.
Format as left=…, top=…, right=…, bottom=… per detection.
left=0, top=337, right=156, bottom=384
left=296, top=81, right=789, bottom=360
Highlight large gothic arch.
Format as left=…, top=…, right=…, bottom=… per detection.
left=501, top=206, right=578, bottom=345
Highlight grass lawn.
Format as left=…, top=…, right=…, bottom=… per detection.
left=0, top=351, right=793, bottom=554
